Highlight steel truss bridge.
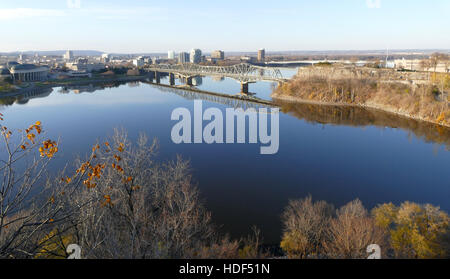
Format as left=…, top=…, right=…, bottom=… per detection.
left=146, top=63, right=286, bottom=84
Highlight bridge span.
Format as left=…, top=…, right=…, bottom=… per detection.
left=145, top=63, right=287, bottom=94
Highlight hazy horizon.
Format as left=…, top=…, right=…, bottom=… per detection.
left=1, top=48, right=449, bottom=57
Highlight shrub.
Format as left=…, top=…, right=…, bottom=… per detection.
left=372, top=202, right=450, bottom=259
left=324, top=200, right=388, bottom=259
left=280, top=196, right=334, bottom=258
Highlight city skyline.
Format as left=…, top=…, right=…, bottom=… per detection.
left=0, top=0, right=449, bottom=53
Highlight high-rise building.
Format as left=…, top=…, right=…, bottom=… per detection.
left=168, top=51, right=175, bottom=60
left=64, top=50, right=74, bottom=61
left=190, top=49, right=202, bottom=64
left=18, top=54, right=27, bottom=62
left=101, top=53, right=111, bottom=62
left=179, top=52, right=190, bottom=64
left=257, top=49, right=265, bottom=62
left=211, top=50, right=225, bottom=60
left=133, top=57, right=144, bottom=67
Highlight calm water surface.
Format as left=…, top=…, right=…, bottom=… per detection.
left=1, top=71, right=449, bottom=243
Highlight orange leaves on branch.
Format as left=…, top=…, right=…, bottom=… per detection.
left=114, top=155, right=121, bottom=162
left=91, top=164, right=105, bottom=179
left=60, top=177, right=72, bottom=184
left=92, top=144, right=100, bottom=152
left=39, top=140, right=58, bottom=158
left=103, top=142, right=111, bottom=153
left=78, top=161, right=106, bottom=189
left=84, top=180, right=97, bottom=189
left=117, top=143, right=124, bottom=153
left=2, top=127, right=12, bottom=140
left=27, top=133, right=36, bottom=143
left=116, top=165, right=124, bottom=173
left=76, top=161, right=90, bottom=174
left=122, top=176, right=133, bottom=184
left=111, top=162, right=124, bottom=173
left=101, top=195, right=113, bottom=207
left=26, top=121, right=42, bottom=135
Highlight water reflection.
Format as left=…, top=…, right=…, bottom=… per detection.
left=0, top=87, right=53, bottom=106
left=2, top=81, right=449, bottom=150
left=276, top=100, right=450, bottom=150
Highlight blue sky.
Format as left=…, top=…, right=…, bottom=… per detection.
left=0, top=0, right=449, bottom=53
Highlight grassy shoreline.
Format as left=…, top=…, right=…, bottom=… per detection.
left=273, top=66, right=450, bottom=128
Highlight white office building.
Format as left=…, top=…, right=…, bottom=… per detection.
left=64, top=50, right=74, bottom=61
left=133, top=58, right=144, bottom=67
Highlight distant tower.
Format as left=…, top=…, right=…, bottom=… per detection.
left=179, top=52, right=190, bottom=64
left=168, top=50, right=175, bottom=60
left=190, top=49, right=202, bottom=64
left=101, top=53, right=111, bottom=62
left=64, top=50, right=74, bottom=61
left=18, top=53, right=26, bottom=62
left=257, top=49, right=265, bottom=62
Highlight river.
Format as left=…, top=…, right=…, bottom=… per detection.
left=1, top=69, right=449, bottom=244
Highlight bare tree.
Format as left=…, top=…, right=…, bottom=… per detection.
left=0, top=116, right=85, bottom=258
left=60, top=129, right=217, bottom=259
left=420, top=59, right=431, bottom=72
left=430, top=53, right=449, bottom=73
left=0, top=120, right=242, bottom=259
left=324, top=200, right=388, bottom=259
left=280, top=196, right=334, bottom=258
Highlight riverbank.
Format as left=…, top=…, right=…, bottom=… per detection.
left=273, top=65, right=450, bottom=128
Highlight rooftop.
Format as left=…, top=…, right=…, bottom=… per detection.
left=0, top=68, right=10, bottom=75
left=11, top=64, right=38, bottom=71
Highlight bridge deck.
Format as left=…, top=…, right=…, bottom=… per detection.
left=146, top=63, right=287, bottom=83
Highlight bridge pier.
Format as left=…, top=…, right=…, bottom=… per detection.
left=148, top=71, right=155, bottom=82
left=155, top=71, right=161, bottom=84
left=169, top=73, right=175, bottom=86
left=186, top=76, right=193, bottom=86
left=240, top=82, right=249, bottom=94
